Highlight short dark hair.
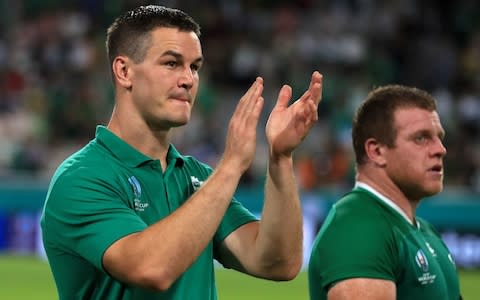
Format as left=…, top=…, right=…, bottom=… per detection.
left=106, top=5, right=201, bottom=68
left=352, top=85, right=437, bottom=165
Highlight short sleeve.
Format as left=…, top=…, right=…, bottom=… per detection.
left=42, top=169, right=147, bottom=271
left=187, top=158, right=258, bottom=246
left=213, top=197, right=258, bottom=245
left=309, top=202, right=397, bottom=295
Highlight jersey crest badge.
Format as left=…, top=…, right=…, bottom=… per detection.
left=190, top=176, right=204, bottom=191
left=425, top=242, right=437, bottom=257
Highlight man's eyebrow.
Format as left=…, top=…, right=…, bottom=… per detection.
left=161, top=50, right=203, bottom=64
left=161, top=50, right=182, bottom=59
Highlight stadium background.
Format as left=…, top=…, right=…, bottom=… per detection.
left=0, top=0, right=479, bottom=298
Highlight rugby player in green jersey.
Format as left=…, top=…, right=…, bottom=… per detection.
left=41, top=5, right=323, bottom=300
left=308, top=85, right=461, bottom=300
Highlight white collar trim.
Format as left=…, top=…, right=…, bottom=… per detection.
left=355, top=181, right=418, bottom=227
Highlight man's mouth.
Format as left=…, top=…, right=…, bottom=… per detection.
left=170, top=93, right=191, bottom=103
left=428, top=164, right=443, bottom=174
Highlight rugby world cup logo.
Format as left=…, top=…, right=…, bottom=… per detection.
left=128, top=176, right=149, bottom=212
left=128, top=176, right=142, bottom=199
left=415, top=249, right=429, bottom=273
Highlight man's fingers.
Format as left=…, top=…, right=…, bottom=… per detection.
left=274, top=85, right=292, bottom=109
left=237, top=77, right=263, bottom=114
left=242, top=77, right=263, bottom=103
left=308, top=72, right=323, bottom=105
left=248, top=77, right=264, bottom=112
left=311, top=82, right=322, bottom=106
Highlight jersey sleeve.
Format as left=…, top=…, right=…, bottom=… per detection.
left=42, top=167, right=147, bottom=272
left=214, top=197, right=258, bottom=245
left=309, top=197, right=398, bottom=295
left=190, top=158, right=259, bottom=245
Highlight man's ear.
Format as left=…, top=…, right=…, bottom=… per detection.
left=364, top=138, right=387, bottom=167
left=112, top=56, right=132, bottom=89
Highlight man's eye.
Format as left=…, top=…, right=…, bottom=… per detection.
left=166, top=61, right=177, bottom=67
left=415, top=135, right=427, bottom=143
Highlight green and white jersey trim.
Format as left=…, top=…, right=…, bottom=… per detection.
left=355, top=181, right=416, bottom=226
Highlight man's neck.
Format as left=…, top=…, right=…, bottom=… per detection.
left=356, top=171, right=419, bottom=224
left=107, top=112, right=171, bottom=169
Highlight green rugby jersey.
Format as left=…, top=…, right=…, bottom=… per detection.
left=41, top=125, right=258, bottom=300
left=308, top=183, right=461, bottom=300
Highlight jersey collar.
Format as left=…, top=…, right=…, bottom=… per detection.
left=95, top=125, right=185, bottom=168
left=355, top=181, right=418, bottom=227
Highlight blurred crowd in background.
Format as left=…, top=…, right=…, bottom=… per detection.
left=0, top=0, right=479, bottom=193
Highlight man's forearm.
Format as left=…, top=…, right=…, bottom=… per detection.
left=255, top=155, right=303, bottom=278
left=103, top=163, right=243, bottom=290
